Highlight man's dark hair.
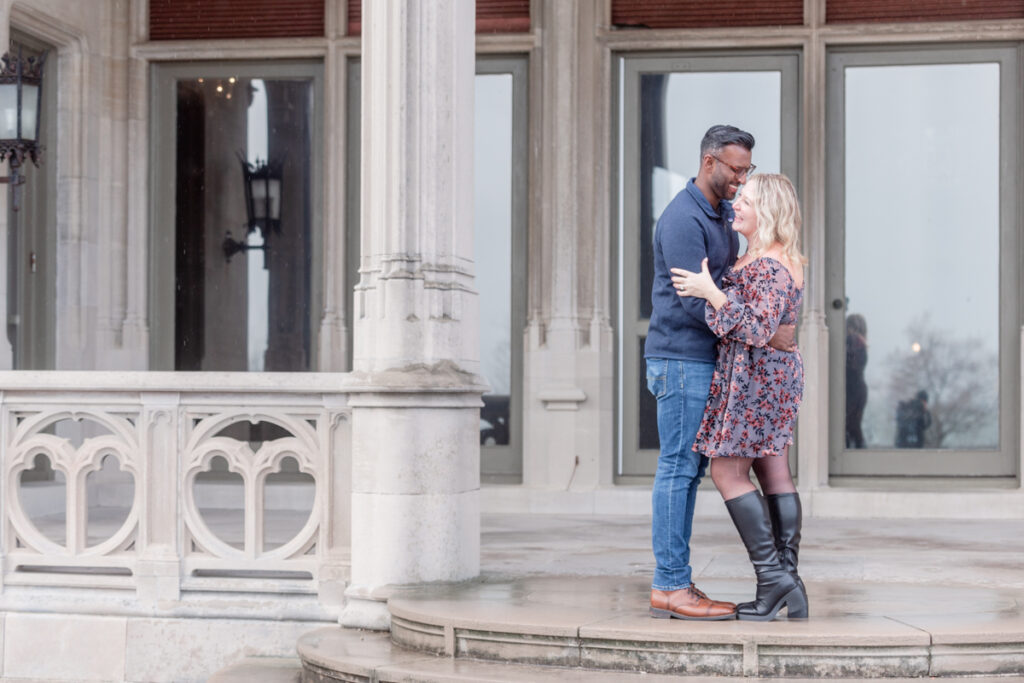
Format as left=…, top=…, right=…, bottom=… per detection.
left=700, top=125, right=755, bottom=158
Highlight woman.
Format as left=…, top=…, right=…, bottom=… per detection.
left=671, top=173, right=808, bottom=621
left=845, top=314, right=868, bottom=448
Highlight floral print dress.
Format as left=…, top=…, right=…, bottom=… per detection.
left=693, top=257, right=804, bottom=459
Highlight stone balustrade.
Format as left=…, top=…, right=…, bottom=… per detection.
left=0, top=372, right=351, bottom=608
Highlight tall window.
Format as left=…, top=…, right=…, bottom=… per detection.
left=475, top=57, right=528, bottom=481
left=616, top=52, right=800, bottom=478
left=827, top=46, right=1019, bottom=477
left=150, top=62, right=323, bottom=371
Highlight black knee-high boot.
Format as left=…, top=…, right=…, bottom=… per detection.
left=725, top=490, right=808, bottom=621
left=766, top=492, right=807, bottom=599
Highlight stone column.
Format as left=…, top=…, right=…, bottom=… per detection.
left=341, top=0, right=482, bottom=630
left=797, top=4, right=830, bottom=492
left=522, top=0, right=615, bottom=491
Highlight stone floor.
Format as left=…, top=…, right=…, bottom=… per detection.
left=475, top=513, right=1024, bottom=588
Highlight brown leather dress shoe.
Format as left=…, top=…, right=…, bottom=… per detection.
left=650, top=586, right=737, bottom=620
left=690, top=584, right=738, bottom=611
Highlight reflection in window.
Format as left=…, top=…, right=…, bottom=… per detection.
left=844, top=63, right=999, bottom=449
left=174, top=76, right=313, bottom=371
left=637, top=70, right=782, bottom=449
left=245, top=80, right=271, bottom=371
left=7, top=35, right=56, bottom=370
left=475, top=74, right=513, bottom=446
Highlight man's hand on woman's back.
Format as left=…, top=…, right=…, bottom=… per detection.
left=769, top=324, right=797, bottom=352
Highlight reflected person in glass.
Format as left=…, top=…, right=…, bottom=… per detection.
left=644, top=125, right=794, bottom=621
left=845, top=313, right=869, bottom=448
left=895, top=389, right=932, bottom=448
left=672, top=174, right=808, bottom=621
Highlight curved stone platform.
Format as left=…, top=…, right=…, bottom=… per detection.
left=297, top=513, right=1024, bottom=680
left=300, top=575, right=1024, bottom=679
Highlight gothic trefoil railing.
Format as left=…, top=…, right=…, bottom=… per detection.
left=0, top=372, right=351, bottom=605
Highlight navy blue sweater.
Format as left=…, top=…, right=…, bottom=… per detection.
left=644, top=180, right=740, bottom=363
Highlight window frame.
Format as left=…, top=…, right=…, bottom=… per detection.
left=7, top=32, right=58, bottom=370
left=475, top=55, right=529, bottom=481
left=148, top=60, right=325, bottom=371
left=614, top=50, right=802, bottom=480
left=825, top=43, right=1021, bottom=477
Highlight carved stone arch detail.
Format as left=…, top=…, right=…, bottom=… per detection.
left=5, top=409, right=141, bottom=557
left=182, top=410, right=321, bottom=562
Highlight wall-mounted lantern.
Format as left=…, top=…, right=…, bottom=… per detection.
left=223, top=155, right=284, bottom=265
left=0, top=46, right=46, bottom=211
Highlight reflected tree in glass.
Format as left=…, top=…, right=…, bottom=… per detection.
left=884, top=315, right=998, bottom=449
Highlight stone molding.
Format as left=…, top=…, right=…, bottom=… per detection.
left=537, top=386, right=587, bottom=411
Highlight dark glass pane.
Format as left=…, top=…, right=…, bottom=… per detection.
left=174, top=76, right=314, bottom=371
left=638, top=74, right=667, bottom=320
left=639, top=338, right=660, bottom=450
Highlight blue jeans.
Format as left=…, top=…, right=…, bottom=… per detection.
left=647, top=358, right=714, bottom=591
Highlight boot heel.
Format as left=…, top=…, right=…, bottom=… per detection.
left=785, top=586, right=809, bottom=619
left=649, top=606, right=671, bottom=619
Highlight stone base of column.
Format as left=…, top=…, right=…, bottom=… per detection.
left=342, top=369, right=484, bottom=623
left=317, top=556, right=351, bottom=610
left=351, top=489, right=480, bottom=584
left=339, top=588, right=391, bottom=631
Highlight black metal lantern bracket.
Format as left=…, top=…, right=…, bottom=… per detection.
left=0, top=47, right=46, bottom=212
left=223, top=153, right=284, bottom=266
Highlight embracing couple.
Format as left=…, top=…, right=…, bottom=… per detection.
left=645, top=125, right=807, bottom=622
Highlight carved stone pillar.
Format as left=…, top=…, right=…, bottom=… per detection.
left=136, top=393, right=181, bottom=603
left=797, top=22, right=830, bottom=491
left=522, top=0, right=615, bottom=491
left=341, top=0, right=482, bottom=630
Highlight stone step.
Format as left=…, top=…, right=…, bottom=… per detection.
left=297, top=628, right=1024, bottom=683
left=388, top=576, right=1024, bottom=678
left=299, top=627, right=714, bottom=682
left=208, top=656, right=302, bottom=683
left=299, top=575, right=1024, bottom=679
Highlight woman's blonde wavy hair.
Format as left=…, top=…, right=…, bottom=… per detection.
left=741, top=173, right=807, bottom=266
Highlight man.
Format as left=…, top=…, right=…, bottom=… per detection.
left=896, top=389, right=931, bottom=448
left=646, top=124, right=790, bottom=620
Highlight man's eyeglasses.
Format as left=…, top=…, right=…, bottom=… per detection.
left=710, top=154, right=756, bottom=178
